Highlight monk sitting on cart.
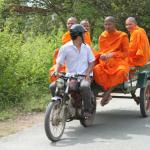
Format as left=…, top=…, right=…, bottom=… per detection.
left=93, top=16, right=130, bottom=106
left=125, top=17, right=150, bottom=67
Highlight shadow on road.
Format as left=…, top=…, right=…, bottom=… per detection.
left=51, top=109, right=150, bottom=147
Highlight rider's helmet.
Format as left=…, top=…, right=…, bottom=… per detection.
left=70, top=24, right=86, bottom=43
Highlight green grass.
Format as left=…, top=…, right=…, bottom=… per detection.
left=0, top=94, right=51, bottom=121
left=0, top=110, right=15, bottom=121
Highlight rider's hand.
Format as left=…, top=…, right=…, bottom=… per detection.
left=51, top=71, right=58, bottom=77
left=85, top=75, right=90, bottom=81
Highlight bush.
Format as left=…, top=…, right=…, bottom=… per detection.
left=0, top=32, right=22, bottom=108
left=0, top=28, right=63, bottom=111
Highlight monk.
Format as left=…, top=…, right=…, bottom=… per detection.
left=62, top=17, right=78, bottom=45
left=125, top=17, right=150, bottom=66
left=62, top=18, right=92, bottom=46
left=80, top=19, right=99, bottom=62
left=80, top=19, right=92, bottom=46
left=93, top=16, right=129, bottom=106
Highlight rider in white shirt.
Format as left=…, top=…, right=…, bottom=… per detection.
left=50, top=24, right=95, bottom=117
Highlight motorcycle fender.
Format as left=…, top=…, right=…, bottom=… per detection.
left=51, top=96, right=62, bottom=102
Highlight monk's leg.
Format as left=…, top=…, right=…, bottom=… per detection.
left=101, top=88, right=113, bottom=106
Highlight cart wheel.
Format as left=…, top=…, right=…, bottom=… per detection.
left=139, top=80, right=150, bottom=117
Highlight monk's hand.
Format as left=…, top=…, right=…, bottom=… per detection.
left=106, top=52, right=115, bottom=59
left=100, top=54, right=108, bottom=60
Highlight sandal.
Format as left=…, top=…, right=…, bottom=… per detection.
left=101, top=89, right=112, bottom=106
left=101, top=95, right=112, bottom=106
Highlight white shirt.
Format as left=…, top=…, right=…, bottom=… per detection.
left=56, top=41, right=95, bottom=75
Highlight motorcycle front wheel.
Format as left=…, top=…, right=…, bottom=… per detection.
left=44, top=100, right=66, bottom=142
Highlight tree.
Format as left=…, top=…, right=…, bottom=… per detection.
left=1, top=0, right=150, bottom=38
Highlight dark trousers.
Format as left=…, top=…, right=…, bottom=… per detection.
left=49, top=79, right=92, bottom=112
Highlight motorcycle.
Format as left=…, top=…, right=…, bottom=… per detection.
left=44, top=73, right=96, bottom=142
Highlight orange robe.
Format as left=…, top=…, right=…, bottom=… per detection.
left=62, top=31, right=71, bottom=45
left=128, top=26, right=150, bottom=66
left=49, top=65, right=66, bottom=82
left=62, top=31, right=92, bottom=46
left=93, top=30, right=129, bottom=90
left=84, top=32, right=92, bottom=46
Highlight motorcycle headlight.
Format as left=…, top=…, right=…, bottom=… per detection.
left=56, top=78, right=65, bottom=89
left=69, top=79, right=78, bottom=91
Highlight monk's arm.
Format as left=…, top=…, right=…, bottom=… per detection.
left=129, top=31, right=142, bottom=58
left=134, top=31, right=148, bottom=58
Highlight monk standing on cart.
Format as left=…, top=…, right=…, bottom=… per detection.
left=125, top=17, right=150, bottom=67
left=93, top=16, right=129, bottom=106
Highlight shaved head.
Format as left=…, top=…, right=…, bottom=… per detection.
left=126, top=17, right=137, bottom=25
left=104, top=16, right=116, bottom=33
left=80, top=19, right=89, bottom=24
left=105, top=16, right=116, bottom=24
left=67, top=17, right=77, bottom=30
left=125, top=17, right=137, bottom=32
left=67, top=17, right=77, bottom=23
left=80, top=19, right=90, bottom=31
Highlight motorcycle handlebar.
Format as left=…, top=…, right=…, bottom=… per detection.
left=52, top=72, right=86, bottom=79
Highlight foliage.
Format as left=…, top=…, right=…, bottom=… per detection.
left=0, top=109, right=15, bottom=121
left=0, top=28, right=63, bottom=110
left=0, top=94, right=50, bottom=121
left=1, top=0, right=149, bottom=39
